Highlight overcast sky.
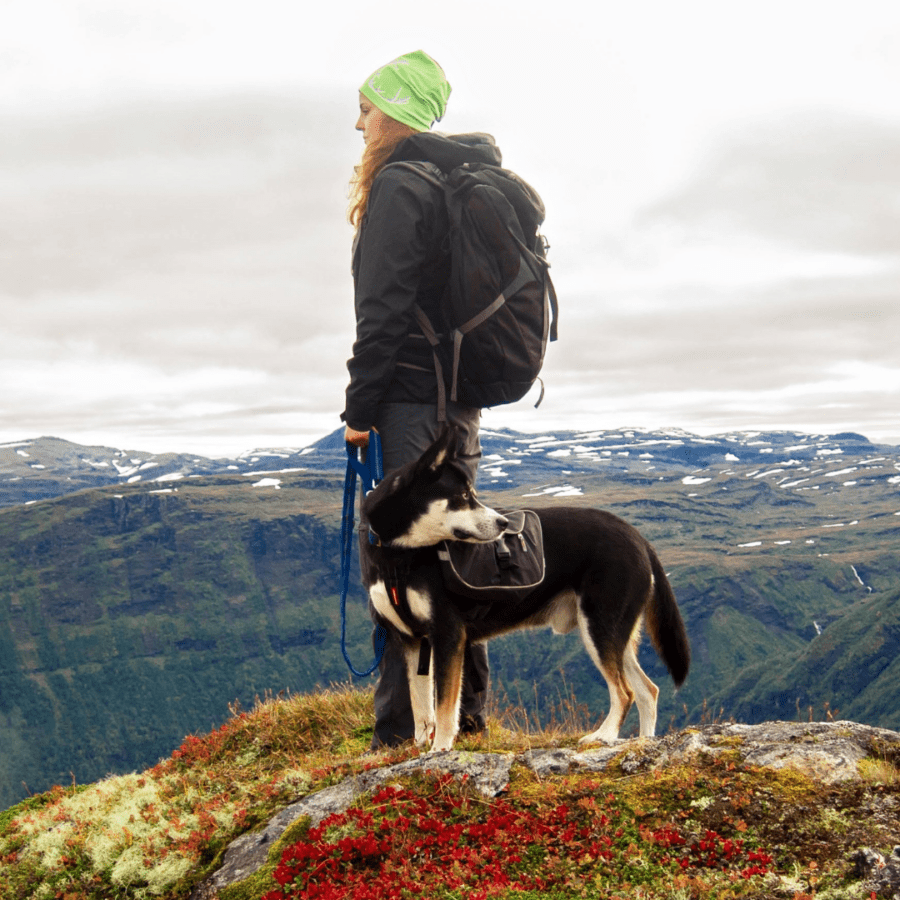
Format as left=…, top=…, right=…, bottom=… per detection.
left=2, top=0, right=899, bottom=456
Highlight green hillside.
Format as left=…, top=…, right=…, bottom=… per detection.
left=1, top=465, right=898, bottom=809
left=0, top=475, right=373, bottom=809
left=713, top=583, right=900, bottom=727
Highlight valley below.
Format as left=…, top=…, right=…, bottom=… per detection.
left=1, top=426, right=898, bottom=810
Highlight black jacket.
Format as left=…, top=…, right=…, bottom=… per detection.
left=342, top=132, right=502, bottom=432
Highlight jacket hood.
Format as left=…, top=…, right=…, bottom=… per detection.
left=387, top=132, right=502, bottom=172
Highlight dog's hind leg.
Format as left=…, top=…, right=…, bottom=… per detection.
left=431, top=630, right=466, bottom=752
left=579, top=662, right=634, bottom=745
left=577, top=609, right=634, bottom=745
left=404, top=640, right=435, bottom=747
left=623, top=631, right=659, bottom=737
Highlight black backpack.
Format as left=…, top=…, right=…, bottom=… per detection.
left=387, top=160, right=558, bottom=416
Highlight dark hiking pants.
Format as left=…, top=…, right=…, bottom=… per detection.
left=361, top=401, right=486, bottom=749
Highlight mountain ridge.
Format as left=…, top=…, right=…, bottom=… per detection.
left=3, top=425, right=897, bottom=510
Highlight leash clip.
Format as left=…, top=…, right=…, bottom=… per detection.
left=346, top=432, right=384, bottom=546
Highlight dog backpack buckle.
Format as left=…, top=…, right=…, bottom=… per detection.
left=494, top=536, right=513, bottom=569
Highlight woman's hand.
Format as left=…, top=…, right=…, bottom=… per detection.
left=344, top=426, right=371, bottom=447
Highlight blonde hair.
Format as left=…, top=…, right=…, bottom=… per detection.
left=348, top=121, right=417, bottom=228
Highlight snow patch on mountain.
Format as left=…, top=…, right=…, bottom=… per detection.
left=3, top=427, right=898, bottom=510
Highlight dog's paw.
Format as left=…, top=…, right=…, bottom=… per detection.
left=429, top=725, right=458, bottom=753
left=414, top=723, right=436, bottom=747
left=578, top=731, right=621, bottom=746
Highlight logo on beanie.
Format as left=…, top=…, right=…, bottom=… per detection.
left=368, top=57, right=412, bottom=105
left=384, top=57, right=412, bottom=74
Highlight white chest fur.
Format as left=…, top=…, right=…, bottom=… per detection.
left=369, top=580, right=433, bottom=636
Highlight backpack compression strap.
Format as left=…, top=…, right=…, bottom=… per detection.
left=411, top=305, right=449, bottom=422
left=412, top=249, right=550, bottom=420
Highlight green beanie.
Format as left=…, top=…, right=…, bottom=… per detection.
left=360, top=50, right=451, bottom=132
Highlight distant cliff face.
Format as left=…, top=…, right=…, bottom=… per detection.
left=0, top=473, right=372, bottom=809
left=2, top=427, right=899, bottom=809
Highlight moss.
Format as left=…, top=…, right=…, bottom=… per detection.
left=858, top=756, right=900, bottom=786
left=215, top=815, right=312, bottom=900
left=755, top=765, right=823, bottom=804
left=0, top=792, right=60, bottom=836
left=815, top=806, right=853, bottom=835
left=113, top=849, right=194, bottom=897
left=272, top=814, right=313, bottom=853
left=217, top=867, right=281, bottom=900
left=869, top=736, right=900, bottom=768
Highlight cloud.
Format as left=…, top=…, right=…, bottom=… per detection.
left=0, top=97, right=362, bottom=326
left=518, top=112, right=900, bottom=447
left=553, top=269, right=900, bottom=379
left=1, top=94, right=364, bottom=452
left=641, top=112, right=900, bottom=258
left=3, top=78, right=900, bottom=454
left=0, top=96, right=358, bottom=294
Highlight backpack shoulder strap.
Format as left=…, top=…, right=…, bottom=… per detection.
left=382, top=160, right=452, bottom=421
left=383, top=159, right=447, bottom=190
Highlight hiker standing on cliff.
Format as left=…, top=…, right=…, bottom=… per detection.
left=341, top=50, right=495, bottom=748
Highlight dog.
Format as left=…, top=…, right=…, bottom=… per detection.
left=361, top=426, right=690, bottom=753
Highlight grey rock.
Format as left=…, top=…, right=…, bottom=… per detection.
left=574, top=744, right=629, bottom=772
left=851, top=845, right=900, bottom=899
left=571, top=720, right=900, bottom=785
left=705, top=720, right=900, bottom=783
left=522, top=747, right=577, bottom=776
left=386, top=750, right=513, bottom=798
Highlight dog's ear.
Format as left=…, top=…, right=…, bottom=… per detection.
left=414, top=424, right=459, bottom=479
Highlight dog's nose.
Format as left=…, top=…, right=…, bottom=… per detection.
left=496, top=516, right=509, bottom=531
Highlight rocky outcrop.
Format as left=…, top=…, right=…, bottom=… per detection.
left=852, top=846, right=900, bottom=899
left=191, top=751, right=514, bottom=898
left=191, top=720, right=900, bottom=899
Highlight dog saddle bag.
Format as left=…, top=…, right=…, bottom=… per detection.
left=437, top=510, right=545, bottom=600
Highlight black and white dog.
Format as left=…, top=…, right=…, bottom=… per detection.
left=361, top=426, right=690, bottom=752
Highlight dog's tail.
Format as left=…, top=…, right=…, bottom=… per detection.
left=646, top=551, right=690, bottom=687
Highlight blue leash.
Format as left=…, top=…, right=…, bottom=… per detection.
left=340, top=431, right=387, bottom=677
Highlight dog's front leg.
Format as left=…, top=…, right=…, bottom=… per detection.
left=430, top=627, right=466, bottom=752
left=404, top=640, right=435, bottom=746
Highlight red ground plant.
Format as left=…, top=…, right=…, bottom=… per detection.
left=262, top=774, right=774, bottom=900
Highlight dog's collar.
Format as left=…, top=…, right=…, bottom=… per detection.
left=367, top=527, right=425, bottom=553
left=367, top=526, right=403, bottom=549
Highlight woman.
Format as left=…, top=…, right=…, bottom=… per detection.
left=341, top=50, right=499, bottom=748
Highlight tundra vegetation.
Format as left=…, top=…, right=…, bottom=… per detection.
left=2, top=686, right=899, bottom=900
